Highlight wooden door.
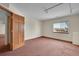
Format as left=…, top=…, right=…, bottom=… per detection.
left=18, top=16, right=24, bottom=48
left=10, top=14, right=24, bottom=50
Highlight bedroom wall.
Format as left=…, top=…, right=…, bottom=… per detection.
left=0, top=12, right=8, bottom=45
left=0, top=24, right=5, bottom=34
left=42, top=14, right=79, bottom=43
left=24, top=17, right=42, bottom=40
left=0, top=13, right=5, bottom=34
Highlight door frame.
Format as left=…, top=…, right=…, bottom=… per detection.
left=0, top=5, right=24, bottom=51
left=0, top=5, right=12, bottom=50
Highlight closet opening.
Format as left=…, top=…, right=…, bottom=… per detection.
left=0, top=7, right=11, bottom=53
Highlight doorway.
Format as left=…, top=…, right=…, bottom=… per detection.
left=0, top=8, right=10, bottom=52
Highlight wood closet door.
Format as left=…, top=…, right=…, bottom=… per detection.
left=11, top=14, right=24, bottom=50
left=18, top=16, right=24, bottom=47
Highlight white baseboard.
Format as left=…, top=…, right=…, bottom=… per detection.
left=24, top=35, right=42, bottom=40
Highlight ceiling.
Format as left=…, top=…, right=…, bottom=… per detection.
left=10, top=3, right=79, bottom=20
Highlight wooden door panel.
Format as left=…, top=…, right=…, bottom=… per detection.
left=12, top=14, right=19, bottom=49
left=11, top=14, right=24, bottom=50
left=19, top=22, right=24, bottom=45
left=18, top=16, right=24, bottom=46
left=13, top=21, right=19, bottom=48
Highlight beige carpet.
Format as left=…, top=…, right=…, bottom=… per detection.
left=0, top=37, right=79, bottom=56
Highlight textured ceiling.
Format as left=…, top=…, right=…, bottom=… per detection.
left=10, top=3, right=79, bottom=20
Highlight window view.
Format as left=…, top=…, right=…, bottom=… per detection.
left=53, top=22, right=69, bottom=33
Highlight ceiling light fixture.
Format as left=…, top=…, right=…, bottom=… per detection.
left=44, top=3, right=63, bottom=13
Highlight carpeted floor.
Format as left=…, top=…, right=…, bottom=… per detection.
left=0, top=37, right=79, bottom=56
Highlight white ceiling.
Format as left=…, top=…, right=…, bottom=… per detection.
left=10, top=3, right=79, bottom=20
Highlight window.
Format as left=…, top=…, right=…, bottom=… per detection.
left=53, top=22, right=69, bottom=33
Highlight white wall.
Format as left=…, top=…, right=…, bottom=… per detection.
left=0, top=12, right=7, bottom=34
left=69, top=15, right=79, bottom=45
left=24, top=17, right=42, bottom=40
left=0, top=24, right=5, bottom=34
left=0, top=11, right=8, bottom=45
left=42, top=14, right=79, bottom=43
